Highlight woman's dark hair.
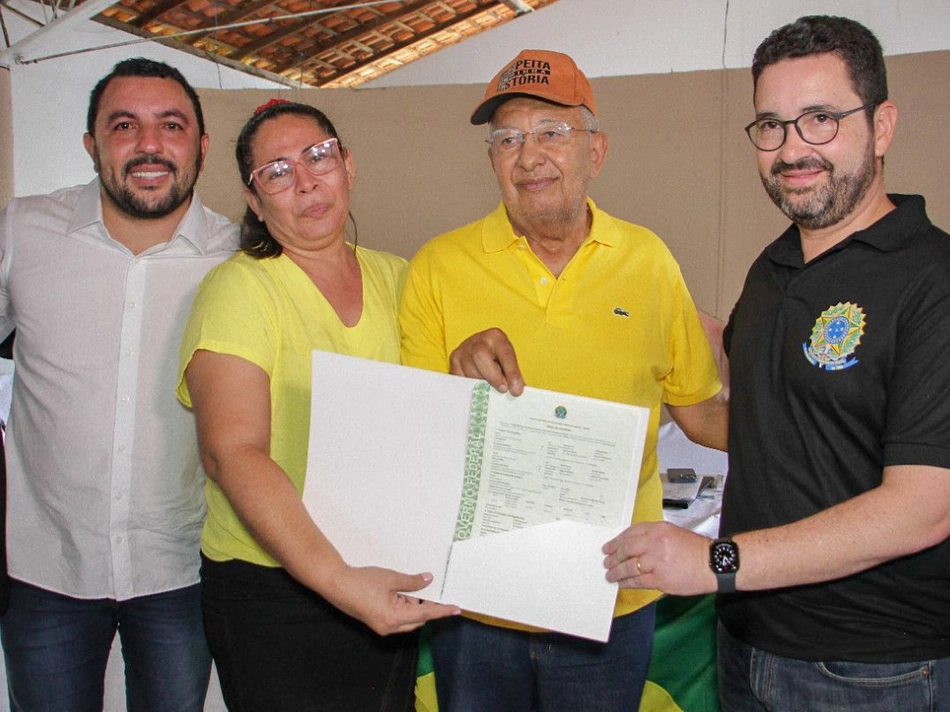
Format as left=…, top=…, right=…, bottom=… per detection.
left=236, top=100, right=356, bottom=258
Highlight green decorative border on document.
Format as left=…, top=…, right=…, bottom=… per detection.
left=453, top=381, right=490, bottom=542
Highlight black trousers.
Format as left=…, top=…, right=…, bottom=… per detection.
left=200, top=554, right=418, bottom=712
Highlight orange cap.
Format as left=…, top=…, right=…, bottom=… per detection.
left=470, top=49, right=597, bottom=125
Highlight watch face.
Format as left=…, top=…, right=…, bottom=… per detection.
left=711, top=541, right=739, bottom=573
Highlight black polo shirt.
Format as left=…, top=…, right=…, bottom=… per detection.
left=719, top=194, right=950, bottom=662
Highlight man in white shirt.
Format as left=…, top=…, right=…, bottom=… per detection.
left=0, top=57, right=238, bottom=711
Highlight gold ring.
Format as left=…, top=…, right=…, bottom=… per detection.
left=636, top=559, right=643, bottom=574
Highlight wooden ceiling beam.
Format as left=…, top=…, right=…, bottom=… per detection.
left=229, top=0, right=434, bottom=62
left=128, top=0, right=192, bottom=28
left=81, top=0, right=551, bottom=89
left=196, top=0, right=285, bottom=31
left=306, top=0, right=499, bottom=86
left=178, top=1, right=285, bottom=48
left=229, top=10, right=350, bottom=60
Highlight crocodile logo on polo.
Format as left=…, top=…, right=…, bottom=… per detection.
left=803, top=302, right=865, bottom=370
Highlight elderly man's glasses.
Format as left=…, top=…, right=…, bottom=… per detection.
left=248, top=138, right=340, bottom=195
left=744, top=103, right=877, bottom=151
left=487, top=121, right=593, bottom=153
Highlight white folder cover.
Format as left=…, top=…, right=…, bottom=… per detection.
left=303, top=350, right=649, bottom=642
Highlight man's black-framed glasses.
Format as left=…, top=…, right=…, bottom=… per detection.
left=744, top=102, right=878, bottom=151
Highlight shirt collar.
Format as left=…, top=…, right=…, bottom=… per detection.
left=481, top=197, right=619, bottom=252
left=68, top=179, right=106, bottom=233
left=766, top=194, right=931, bottom=268
left=68, top=177, right=211, bottom=254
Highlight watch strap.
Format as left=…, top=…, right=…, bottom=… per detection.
left=716, top=571, right=737, bottom=594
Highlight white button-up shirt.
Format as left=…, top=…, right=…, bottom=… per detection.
left=0, top=180, right=238, bottom=600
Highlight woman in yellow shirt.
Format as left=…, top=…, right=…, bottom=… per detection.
left=177, top=100, right=457, bottom=711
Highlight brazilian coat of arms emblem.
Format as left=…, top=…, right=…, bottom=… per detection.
left=802, top=302, right=866, bottom=370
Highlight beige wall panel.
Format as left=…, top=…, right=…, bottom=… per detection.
left=884, top=52, right=950, bottom=229
left=198, top=49, right=949, bottom=323
left=719, top=67, right=789, bottom=319
left=589, top=70, right=727, bottom=317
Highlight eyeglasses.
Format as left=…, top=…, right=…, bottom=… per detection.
left=487, top=121, right=593, bottom=153
left=248, top=138, right=341, bottom=194
left=744, top=103, right=877, bottom=151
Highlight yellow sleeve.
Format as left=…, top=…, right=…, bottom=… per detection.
left=176, top=255, right=278, bottom=406
left=662, top=265, right=722, bottom=407
left=399, top=246, right=450, bottom=373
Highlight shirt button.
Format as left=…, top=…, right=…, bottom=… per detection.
left=128, top=302, right=137, bottom=310
left=540, top=277, right=549, bottom=285
left=121, top=395, right=130, bottom=404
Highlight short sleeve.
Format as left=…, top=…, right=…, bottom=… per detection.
left=399, top=245, right=450, bottom=373
left=176, top=256, right=279, bottom=406
left=883, top=273, right=950, bottom=468
left=661, top=265, right=722, bottom=407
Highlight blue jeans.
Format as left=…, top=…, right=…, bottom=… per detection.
left=430, top=604, right=656, bottom=712
left=0, top=579, right=210, bottom=712
left=718, top=622, right=950, bottom=712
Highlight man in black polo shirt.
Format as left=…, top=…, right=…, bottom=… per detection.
left=603, top=15, right=950, bottom=710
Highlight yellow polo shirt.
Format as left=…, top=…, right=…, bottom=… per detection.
left=178, top=248, right=407, bottom=566
left=400, top=199, right=721, bottom=622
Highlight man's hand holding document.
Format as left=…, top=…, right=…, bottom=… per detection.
left=303, top=351, right=649, bottom=642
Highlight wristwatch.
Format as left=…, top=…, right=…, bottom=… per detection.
left=709, top=538, right=740, bottom=593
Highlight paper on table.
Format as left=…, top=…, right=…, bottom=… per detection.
left=303, top=351, right=649, bottom=641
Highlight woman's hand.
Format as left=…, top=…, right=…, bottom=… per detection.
left=326, top=566, right=460, bottom=636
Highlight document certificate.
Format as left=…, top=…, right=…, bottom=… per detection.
left=303, top=351, right=649, bottom=641
left=459, top=381, right=642, bottom=538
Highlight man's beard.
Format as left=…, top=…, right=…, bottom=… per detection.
left=97, top=154, right=201, bottom=219
left=761, top=142, right=876, bottom=231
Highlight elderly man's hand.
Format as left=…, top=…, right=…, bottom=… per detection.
left=449, top=328, right=525, bottom=395
left=603, top=522, right=718, bottom=596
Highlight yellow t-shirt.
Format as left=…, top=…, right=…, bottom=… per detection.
left=400, top=200, right=721, bottom=622
left=178, top=247, right=407, bottom=566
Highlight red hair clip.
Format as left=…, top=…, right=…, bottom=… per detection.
left=253, top=98, right=292, bottom=116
